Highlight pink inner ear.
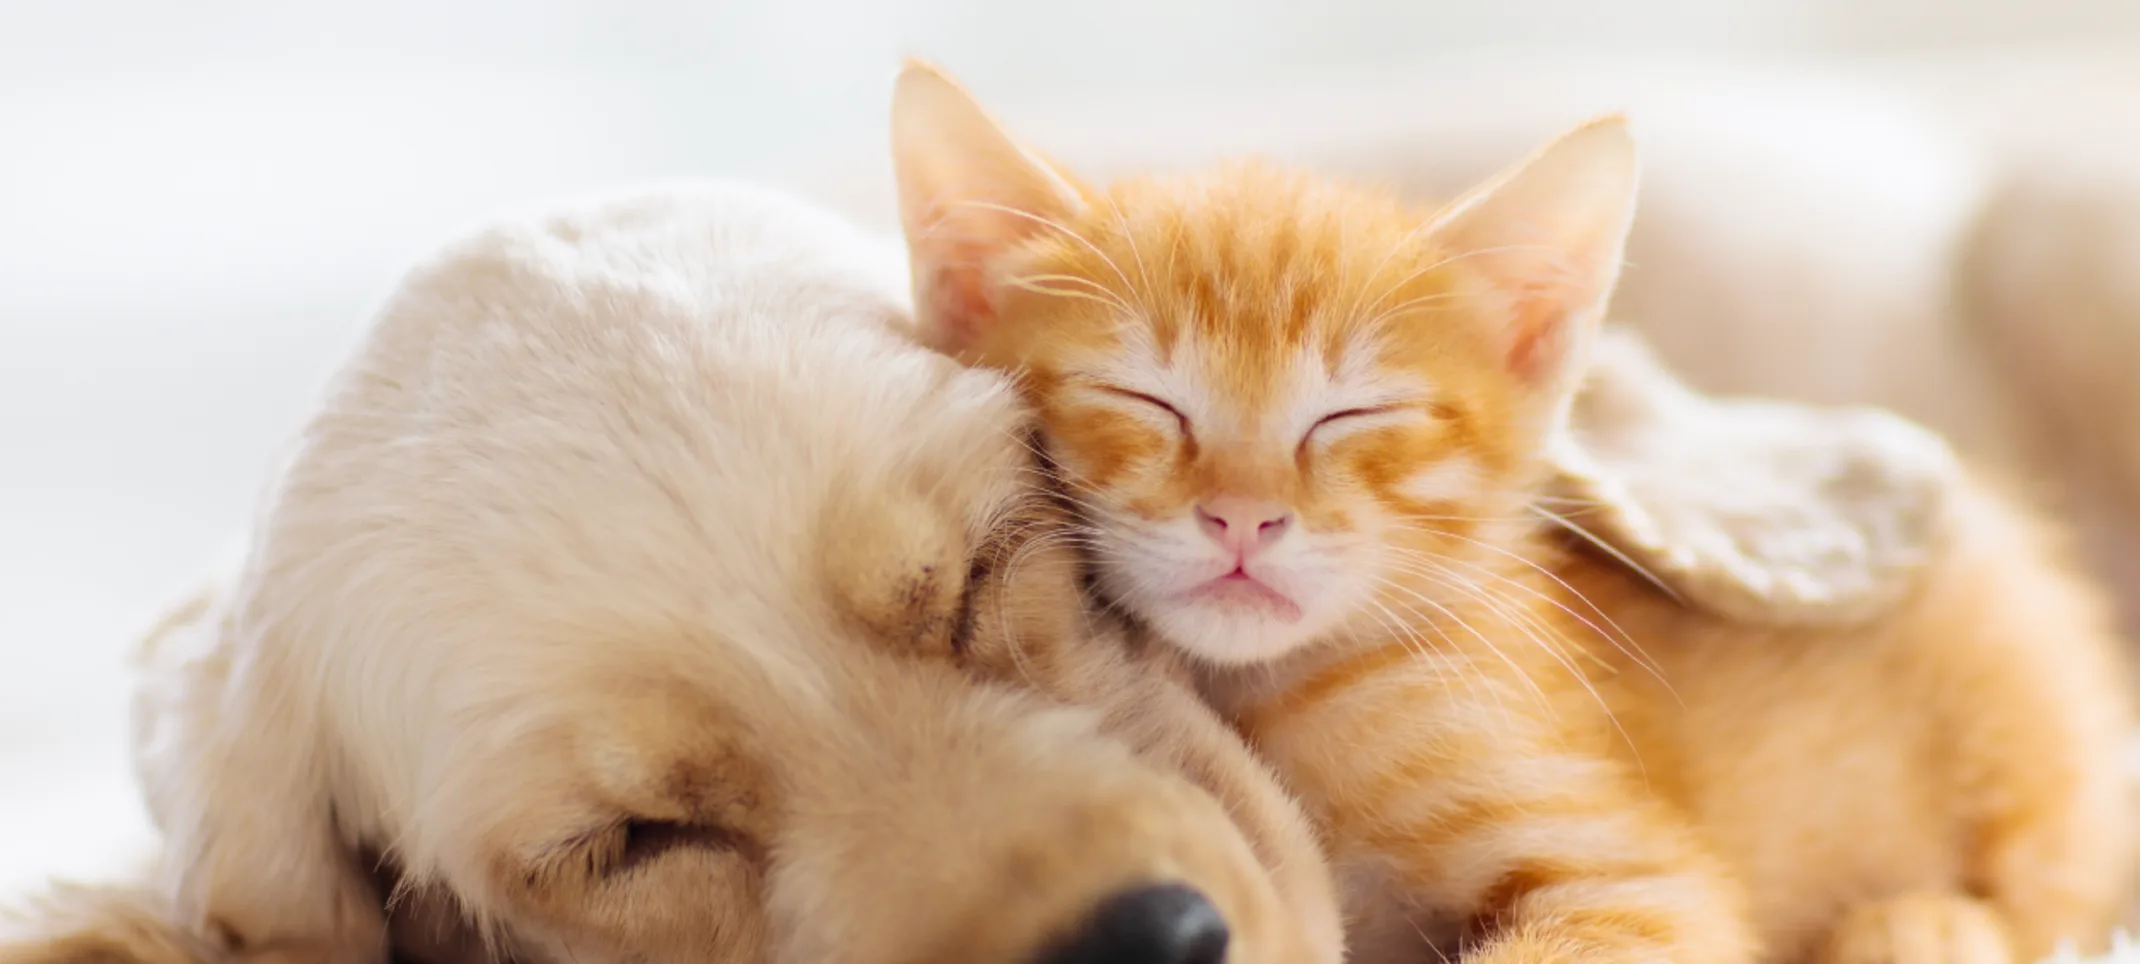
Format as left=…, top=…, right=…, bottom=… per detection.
left=922, top=241, right=1000, bottom=353
left=1500, top=285, right=1577, bottom=385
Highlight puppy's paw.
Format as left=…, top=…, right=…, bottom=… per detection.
left=1819, top=892, right=2015, bottom=964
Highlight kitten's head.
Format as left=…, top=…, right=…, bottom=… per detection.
left=890, top=61, right=1639, bottom=666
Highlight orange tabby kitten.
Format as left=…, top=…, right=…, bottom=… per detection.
left=888, top=61, right=2135, bottom=964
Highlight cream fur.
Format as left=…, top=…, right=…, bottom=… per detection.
left=1550, top=328, right=1963, bottom=627
left=1, top=183, right=1343, bottom=964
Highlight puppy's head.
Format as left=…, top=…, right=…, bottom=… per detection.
left=150, top=185, right=1335, bottom=964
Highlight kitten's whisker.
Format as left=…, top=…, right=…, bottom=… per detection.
left=948, top=200, right=1139, bottom=297
left=1382, top=556, right=1564, bottom=649
left=1372, top=577, right=1553, bottom=711
left=991, top=528, right=1100, bottom=684
left=1399, top=563, right=1608, bottom=704
left=1382, top=558, right=1584, bottom=682
left=1009, top=439, right=1118, bottom=511
left=1389, top=526, right=1667, bottom=686
left=1390, top=510, right=1556, bottom=525
left=1381, top=561, right=1644, bottom=768
left=1383, top=542, right=1669, bottom=690
left=1353, top=241, right=1557, bottom=327
left=1530, top=503, right=1686, bottom=606
left=1531, top=494, right=1609, bottom=508
left=1358, top=590, right=1520, bottom=730
left=1430, top=551, right=1658, bottom=681
left=1409, top=242, right=1562, bottom=279
left=1385, top=590, right=1545, bottom=728
left=1108, top=196, right=1158, bottom=303
left=1348, top=218, right=1445, bottom=322
left=1003, top=275, right=1133, bottom=314
left=1009, top=272, right=1126, bottom=300
left=1360, top=291, right=1464, bottom=329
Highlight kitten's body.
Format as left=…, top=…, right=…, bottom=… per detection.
left=1205, top=476, right=2131, bottom=964
left=1201, top=530, right=1751, bottom=963
left=890, top=62, right=2134, bottom=964
left=1556, top=479, right=2131, bottom=964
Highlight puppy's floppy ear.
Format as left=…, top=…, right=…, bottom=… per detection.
left=0, top=875, right=217, bottom=964
left=130, top=586, right=391, bottom=964
left=1544, top=328, right=1960, bottom=626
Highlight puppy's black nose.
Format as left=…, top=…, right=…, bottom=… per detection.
left=1038, top=883, right=1230, bottom=964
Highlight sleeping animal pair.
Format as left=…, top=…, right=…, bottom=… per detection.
left=2, top=61, right=2127, bottom=964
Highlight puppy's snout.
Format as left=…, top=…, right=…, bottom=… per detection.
left=1038, top=883, right=1231, bottom=964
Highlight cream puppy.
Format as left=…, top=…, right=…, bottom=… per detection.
left=1, top=183, right=1343, bottom=964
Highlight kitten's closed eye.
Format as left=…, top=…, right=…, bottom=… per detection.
left=1096, top=385, right=1192, bottom=436
left=1303, top=404, right=1425, bottom=451
left=1312, top=406, right=1395, bottom=431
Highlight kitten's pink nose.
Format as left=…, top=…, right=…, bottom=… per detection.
left=1195, top=497, right=1293, bottom=558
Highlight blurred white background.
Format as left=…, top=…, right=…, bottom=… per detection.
left=5, top=0, right=2139, bottom=891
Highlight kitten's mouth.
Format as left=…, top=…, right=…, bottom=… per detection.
left=1184, top=569, right=1304, bottom=622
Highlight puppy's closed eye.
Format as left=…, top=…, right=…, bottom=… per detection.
left=604, top=818, right=757, bottom=877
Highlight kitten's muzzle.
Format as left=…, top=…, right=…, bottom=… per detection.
left=1037, top=883, right=1231, bottom=964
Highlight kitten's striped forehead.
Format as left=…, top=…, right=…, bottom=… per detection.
left=1024, top=161, right=1513, bottom=519
left=1073, top=165, right=1465, bottom=425
left=1108, top=318, right=1431, bottom=446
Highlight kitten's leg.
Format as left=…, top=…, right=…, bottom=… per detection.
left=1242, top=647, right=1757, bottom=964
left=1963, top=737, right=2135, bottom=961
left=1817, top=892, right=2013, bottom=964
left=1442, top=804, right=1753, bottom=964
left=1933, top=485, right=2137, bottom=961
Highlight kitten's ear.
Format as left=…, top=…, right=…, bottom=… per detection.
left=891, top=59, right=1088, bottom=355
left=1425, top=116, right=1639, bottom=404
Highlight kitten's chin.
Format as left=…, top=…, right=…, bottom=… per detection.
left=1141, top=597, right=1325, bottom=667
left=1185, top=575, right=1304, bottom=623
left=1098, top=560, right=1342, bottom=666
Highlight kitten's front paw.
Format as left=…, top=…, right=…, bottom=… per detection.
left=1819, top=892, right=2015, bottom=964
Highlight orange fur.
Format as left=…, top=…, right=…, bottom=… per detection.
left=891, top=61, right=2135, bottom=964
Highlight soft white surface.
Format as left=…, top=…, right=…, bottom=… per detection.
left=5, top=0, right=2140, bottom=919
left=2049, top=932, right=2140, bottom=964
